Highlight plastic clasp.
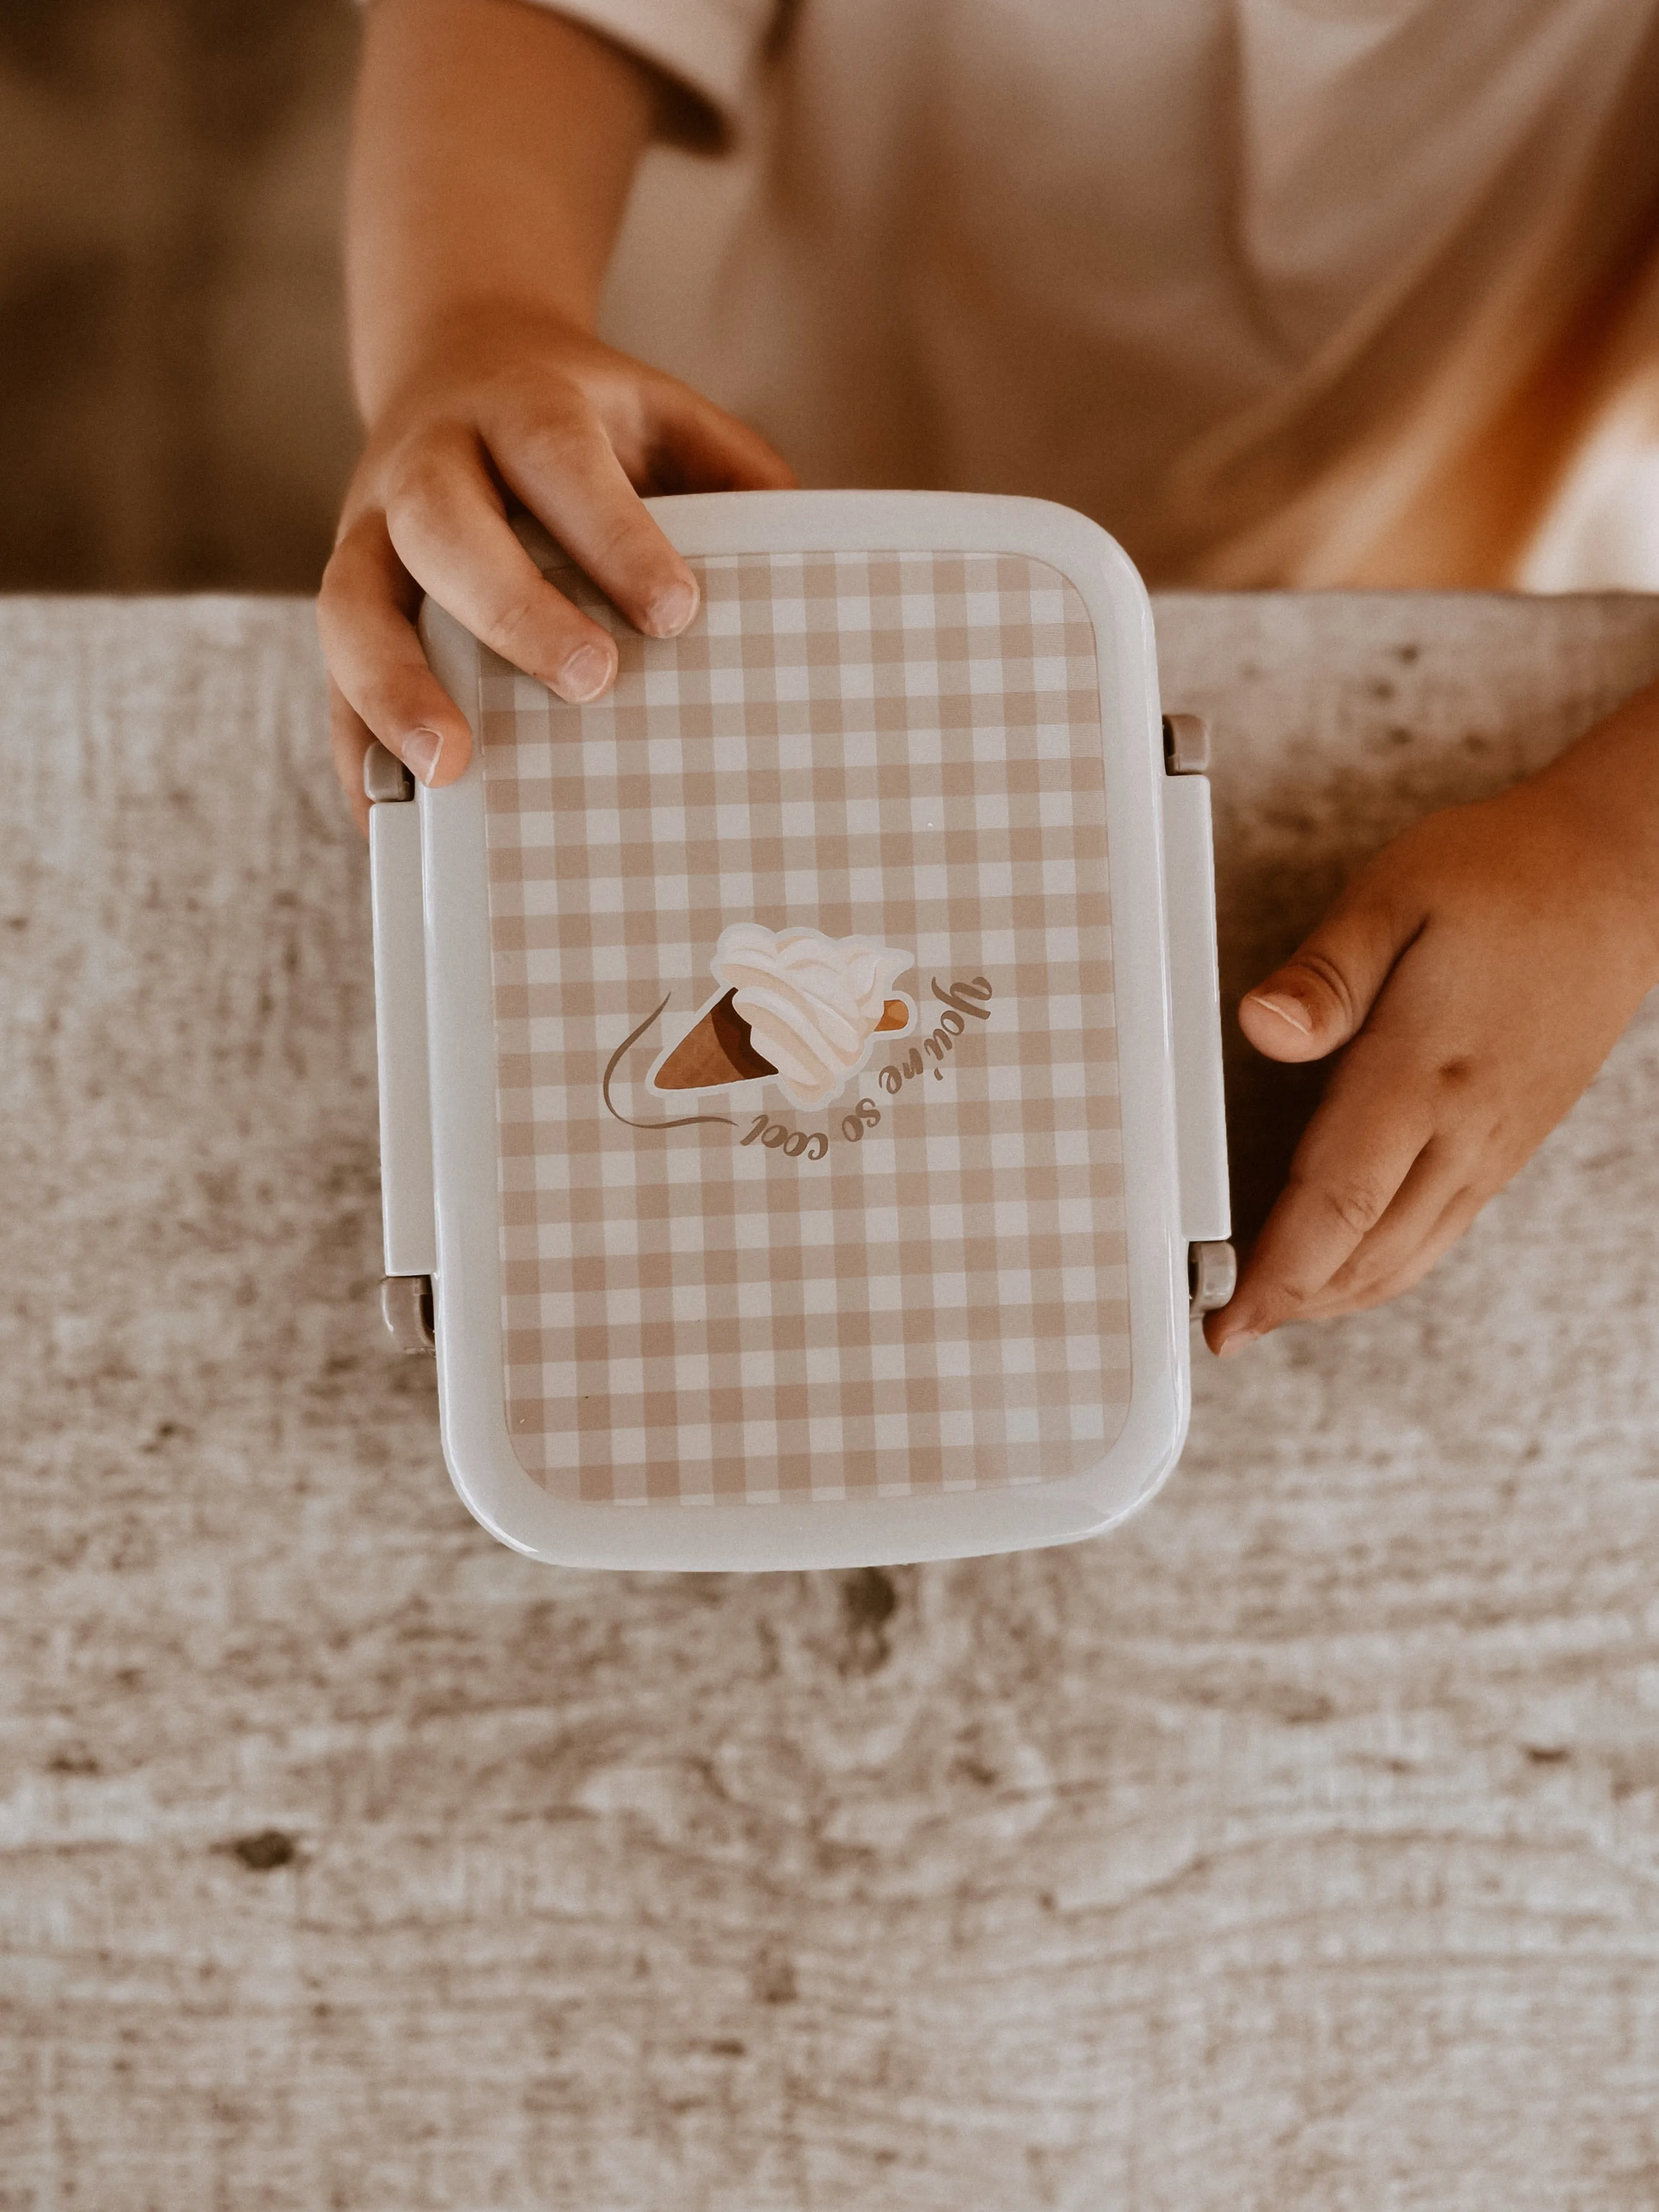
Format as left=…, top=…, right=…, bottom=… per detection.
left=368, top=751, right=437, bottom=1286
left=1161, top=720, right=1231, bottom=1255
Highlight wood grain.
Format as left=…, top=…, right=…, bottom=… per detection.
left=3, top=592, right=1659, bottom=2210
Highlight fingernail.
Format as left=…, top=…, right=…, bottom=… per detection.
left=1215, top=1329, right=1260, bottom=1360
left=1247, top=990, right=1312, bottom=1036
left=647, top=581, right=697, bottom=637
left=404, top=727, right=442, bottom=784
left=557, top=644, right=613, bottom=702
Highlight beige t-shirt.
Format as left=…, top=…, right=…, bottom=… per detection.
left=548, top=0, right=1659, bottom=586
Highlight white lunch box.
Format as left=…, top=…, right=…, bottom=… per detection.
left=368, top=492, right=1231, bottom=1568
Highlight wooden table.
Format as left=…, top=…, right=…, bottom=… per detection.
left=3, top=592, right=1658, bottom=2211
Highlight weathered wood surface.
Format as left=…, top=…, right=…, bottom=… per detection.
left=3, top=591, right=1659, bottom=2211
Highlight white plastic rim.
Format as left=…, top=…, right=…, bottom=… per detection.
left=417, top=490, right=1188, bottom=1568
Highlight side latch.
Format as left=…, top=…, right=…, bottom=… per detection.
left=366, top=741, right=437, bottom=1353
left=1162, top=715, right=1236, bottom=1316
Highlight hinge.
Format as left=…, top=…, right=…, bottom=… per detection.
left=1162, top=712, right=1211, bottom=775
left=364, top=741, right=415, bottom=804
left=1188, top=1240, right=1237, bottom=1315
left=381, top=1274, right=436, bottom=1355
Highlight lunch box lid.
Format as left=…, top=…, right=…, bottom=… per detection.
left=370, top=491, right=1229, bottom=1568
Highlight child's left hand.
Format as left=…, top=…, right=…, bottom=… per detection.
left=1205, top=707, right=1659, bottom=1356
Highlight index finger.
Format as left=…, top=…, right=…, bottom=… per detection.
left=318, top=511, right=476, bottom=789
left=1206, top=1034, right=1435, bottom=1353
left=383, top=433, right=621, bottom=702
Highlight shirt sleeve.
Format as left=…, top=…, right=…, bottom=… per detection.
left=521, top=0, right=778, bottom=142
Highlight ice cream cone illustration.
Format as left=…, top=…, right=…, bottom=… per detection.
left=650, top=925, right=915, bottom=1110
left=654, top=988, right=780, bottom=1091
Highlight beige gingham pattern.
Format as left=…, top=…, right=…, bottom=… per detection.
left=480, top=550, right=1129, bottom=1504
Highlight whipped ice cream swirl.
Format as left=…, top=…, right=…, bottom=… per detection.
left=714, top=924, right=912, bottom=1111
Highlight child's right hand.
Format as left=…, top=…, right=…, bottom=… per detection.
left=317, top=300, right=795, bottom=830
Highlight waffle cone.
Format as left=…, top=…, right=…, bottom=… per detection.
left=653, top=990, right=776, bottom=1090
left=653, top=993, right=911, bottom=1092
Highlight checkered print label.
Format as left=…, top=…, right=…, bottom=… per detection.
left=480, top=550, right=1129, bottom=1504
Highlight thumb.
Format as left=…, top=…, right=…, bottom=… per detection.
left=1239, top=870, right=1417, bottom=1063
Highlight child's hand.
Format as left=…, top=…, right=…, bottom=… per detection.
left=318, top=303, right=794, bottom=830
left=1205, top=757, right=1659, bottom=1355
